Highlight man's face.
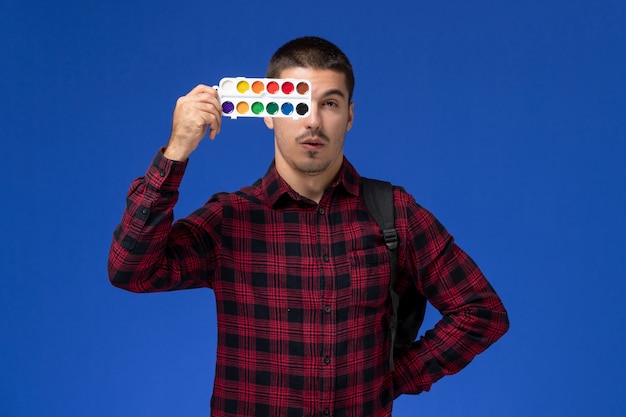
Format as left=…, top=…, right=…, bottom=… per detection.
left=264, top=67, right=354, bottom=179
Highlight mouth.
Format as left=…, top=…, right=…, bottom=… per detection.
left=299, top=136, right=326, bottom=151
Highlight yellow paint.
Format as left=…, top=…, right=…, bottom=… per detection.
left=237, top=80, right=250, bottom=94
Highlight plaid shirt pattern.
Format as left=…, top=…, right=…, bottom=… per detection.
left=108, top=149, right=509, bottom=417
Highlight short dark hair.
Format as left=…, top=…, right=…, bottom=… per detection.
left=267, top=36, right=355, bottom=101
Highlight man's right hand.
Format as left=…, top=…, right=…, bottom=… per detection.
left=163, top=84, right=222, bottom=161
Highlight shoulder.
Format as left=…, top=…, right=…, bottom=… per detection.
left=196, top=179, right=266, bottom=219
left=392, top=186, right=426, bottom=215
left=388, top=184, right=450, bottom=239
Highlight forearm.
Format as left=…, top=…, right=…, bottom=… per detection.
left=107, top=149, right=210, bottom=292
left=393, top=261, right=509, bottom=395
left=393, top=223, right=509, bottom=395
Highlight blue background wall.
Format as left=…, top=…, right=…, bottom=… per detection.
left=2, top=1, right=625, bottom=416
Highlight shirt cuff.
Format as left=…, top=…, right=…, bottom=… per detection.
left=144, top=147, right=188, bottom=193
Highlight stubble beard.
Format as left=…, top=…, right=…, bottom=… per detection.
left=296, top=153, right=333, bottom=176
left=280, top=129, right=340, bottom=176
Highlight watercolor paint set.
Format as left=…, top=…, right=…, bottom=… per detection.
left=216, top=77, right=311, bottom=119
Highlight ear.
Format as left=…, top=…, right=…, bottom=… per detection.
left=264, top=116, right=274, bottom=130
left=346, top=101, right=355, bottom=132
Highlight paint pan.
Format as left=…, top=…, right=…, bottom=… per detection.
left=217, top=77, right=311, bottom=119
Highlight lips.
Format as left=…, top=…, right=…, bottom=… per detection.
left=300, top=137, right=325, bottom=150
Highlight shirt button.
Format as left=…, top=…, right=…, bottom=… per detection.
left=142, top=208, right=148, bottom=214
left=324, top=356, right=331, bottom=364
left=323, top=408, right=330, bottom=415
left=324, top=306, right=331, bottom=314
left=322, top=255, right=329, bottom=262
left=318, top=208, right=325, bottom=215
left=160, top=170, right=166, bottom=177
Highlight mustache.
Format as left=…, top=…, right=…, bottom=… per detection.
left=295, top=129, right=330, bottom=143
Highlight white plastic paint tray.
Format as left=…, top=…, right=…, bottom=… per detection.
left=217, top=77, right=311, bottom=119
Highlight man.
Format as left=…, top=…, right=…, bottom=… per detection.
left=108, top=36, right=509, bottom=416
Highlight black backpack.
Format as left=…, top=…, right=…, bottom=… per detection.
left=362, top=178, right=427, bottom=371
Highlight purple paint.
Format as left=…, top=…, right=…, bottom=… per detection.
left=222, top=101, right=235, bottom=114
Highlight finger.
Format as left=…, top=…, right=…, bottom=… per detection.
left=206, top=103, right=222, bottom=140
left=175, top=95, right=220, bottom=124
left=185, top=90, right=221, bottom=117
left=187, top=84, right=214, bottom=95
left=178, top=85, right=222, bottom=140
left=187, top=84, right=220, bottom=102
left=198, top=91, right=222, bottom=139
left=183, top=99, right=222, bottom=140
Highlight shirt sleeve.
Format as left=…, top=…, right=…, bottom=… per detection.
left=107, top=148, right=221, bottom=292
left=392, top=191, right=509, bottom=396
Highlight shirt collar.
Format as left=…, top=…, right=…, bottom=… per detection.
left=260, top=157, right=361, bottom=208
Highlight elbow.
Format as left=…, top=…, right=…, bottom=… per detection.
left=107, top=259, right=139, bottom=292
left=107, top=258, right=171, bottom=293
left=499, top=306, right=510, bottom=338
left=486, top=303, right=510, bottom=343
left=465, top=301, right=510, bottom=347
left=501, top=307, right=510, bottom=333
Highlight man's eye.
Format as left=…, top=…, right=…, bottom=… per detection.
left=324, top=101, right=337, bottom=107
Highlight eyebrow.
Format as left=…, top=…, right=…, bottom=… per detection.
left=319, top=88, right=347, bottom=99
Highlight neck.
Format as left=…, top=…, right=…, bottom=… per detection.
left=275, top=160, right=342, bottom=204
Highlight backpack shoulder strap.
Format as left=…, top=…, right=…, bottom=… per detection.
left=361, top=177, right=400, bottom=371
left=362, top=178, right=396, bottom=245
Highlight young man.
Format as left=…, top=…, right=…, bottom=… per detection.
left=108, top=36, right=509, bottom=417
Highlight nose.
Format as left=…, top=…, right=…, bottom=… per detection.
left=304, top=103, right=321, bottom=130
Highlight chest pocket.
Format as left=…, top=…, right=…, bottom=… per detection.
left=349, top=246, right=391, bottom=310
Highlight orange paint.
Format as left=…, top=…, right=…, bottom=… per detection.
left=251, top=81, right=264, bottom=94
left=236, top=101, right=249, bottom=114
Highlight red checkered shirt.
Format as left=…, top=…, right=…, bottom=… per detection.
left=108, top=149, right=509, bottom=417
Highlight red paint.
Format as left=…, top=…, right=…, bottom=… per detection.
left=267, top=81, right=279, bottom=94
left=282, top=82, right=295, bottom=94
